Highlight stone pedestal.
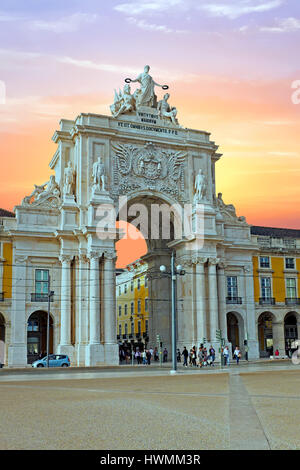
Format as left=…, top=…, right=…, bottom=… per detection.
left=61, top=195, right=78, bottom=230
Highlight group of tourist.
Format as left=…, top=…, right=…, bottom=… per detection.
left=179, top=345, right=216, bottom=368
left=178, top=345, right=242, bottom=367
left=119, top=344, right=243, bottom=366
left=119, top=346, right=168, bottom=365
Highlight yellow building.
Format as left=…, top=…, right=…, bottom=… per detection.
left=251, top=226, right=300, bottom=357
left=0, top=209, right=14, bottom=364
left=116, top=260, right=149, bottom=346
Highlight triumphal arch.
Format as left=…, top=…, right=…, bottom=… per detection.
left=7, top=65, right=259, bottom=367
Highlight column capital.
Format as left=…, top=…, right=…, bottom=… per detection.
left=208, top=257, right=219, bottom=266
left=104, top=249, right=117, bottom=261
left=14, top=255, right=28, bottom=265
left=217, top=258, right=227, bottom=270
left=59, top=254, right=73, bottom=264
left=192, top=256, right=207, bottom=265
left=89, top=251, right=102, bottom=260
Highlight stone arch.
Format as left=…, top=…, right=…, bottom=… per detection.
left=227, top=311, right=245, bottom=353
left=257, top=311, right=276, bottom=357
left=116, top=190, right=181, bottom=355
left=284, top=311, right=299, bottom=354
left=0, top=312, right=6, bottom=365
left=27, top=310, right=54, bottom=364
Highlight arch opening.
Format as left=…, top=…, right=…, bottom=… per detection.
left=27, top=311, right=53, bottom=364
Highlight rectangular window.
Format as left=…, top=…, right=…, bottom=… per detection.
left=119, top=305, right=122, bottom=316
left=35, top=269, right=49, bottom=295
left=118, top=286, right=121, bottom=296
left=145, top=319, right=149, bottom=334
left=138, top=299, right=141, bottom=314
left=145, top=276, right=148, bottom=288
left=286, top=278, right=297, bottom=298
left=259, top=256, right=270, bottom=268
left=285, top=258, right=295, bottom=269
left=124, top=304, right=128, bottom=315
left=138, top=321, right=141, bottom=335
left=124, top=283, right=127, bottom=293
left=119, top=323, right=122, bottom=336
left=124, top=323, right=128, bottom=335
left=131, top=302, right=134, bottom=315
left=131, top=321, right=134, bottom=334
left=261, top=277, right=272, bottom=299
left=227, top=276, right=238, bottom=298
left=137, top=278, right=140, bottom=290
left=130, top=281, right=133, bottom=292
left=145, top=298, right=148, bottom=312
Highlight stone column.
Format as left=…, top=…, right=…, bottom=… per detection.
left=89, top=252, right=101, bottom=345
left=58, top=255, right=73, bottom=355
left=103, top=250, right=119, bottom=364
left=8, top=256, right=27, bottom=367
left=194, top=256, right=207, bottom=344
left=244, top=264, right=259, bottom=359
left=76, top=253, right=89, bottom=365
left=273, top=321, right=285, bottom=356
left=208, top=257, right=219, bottom=341
left=217, top=260, right=228, bottom=342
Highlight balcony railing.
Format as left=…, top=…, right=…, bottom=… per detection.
left=0, top=292, right=4, bottom=302
left=31, top=293, right=54, bottom=302
left=285, top=298, right=300, bottom=306
left=226, top=297, right=242, bottom=305
left=259, top=297, right=275, bottom=306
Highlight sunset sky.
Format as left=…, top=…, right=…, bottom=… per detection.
left=0, top=0, right=299, bottom=266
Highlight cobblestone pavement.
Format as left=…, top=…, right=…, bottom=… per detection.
left=0, top=362, right=299, bottom=450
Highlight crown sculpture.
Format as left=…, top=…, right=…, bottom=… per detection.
left=110, top=65, right=180, bottom=127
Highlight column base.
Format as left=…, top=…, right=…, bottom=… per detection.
left=85, top=343, right=105, bottom=366
left=57, top=344, right=75, bottom=363
left=8, top=344, right=28, bottom=367
left=76, top=344, right=88, bottom=367
left=104, top=343, right=119, bottom=365
left=247, top=339, right=260, bottom=360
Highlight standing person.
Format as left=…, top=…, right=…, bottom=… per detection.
left=163, top=348, right=168, bottom=363
left=146, top=349, right=151, bottom=365
left=233, top=346, right=241, bottom=365
left=223, top=346, right=230, bottom=366
left=198, top=347, right=203, bottom=368
left=182, top=347, right=188, bottom=367
left=135, top=349, right=141, bottom=365
left=142, top=349, right=147, bottom=365
left=189, top=349, right=193, bottom=366
left=275, top=348, right=279, bottom=358
left=154, top=347, right=159, bottom=361
left=209, top=345, right=215, bottom=367
left=149, top=347, right=153, bottom=359
left=177, top=349, right=181, bottom=363
left=192, top=347, right=197, bottom=367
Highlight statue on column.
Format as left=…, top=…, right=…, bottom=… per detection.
left=92, top=156, right=106, bottom=192
left=194, top=169, right=207, bottom=202
left=64, top=161, right=75, bottom=196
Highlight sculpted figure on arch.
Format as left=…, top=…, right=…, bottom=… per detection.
left=129, top=65, right=167, bottom=108
left=92, top=156, right=106, bottom=191
left=157, top=93, right=178, bottom=126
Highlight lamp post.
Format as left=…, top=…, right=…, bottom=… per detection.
left=160, top=251, right=185, bottom=375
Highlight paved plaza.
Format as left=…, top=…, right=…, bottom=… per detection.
left=0, top=362, right=300, bottom=450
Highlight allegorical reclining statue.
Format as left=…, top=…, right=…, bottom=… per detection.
left=110, top=65, right=179, bottom=126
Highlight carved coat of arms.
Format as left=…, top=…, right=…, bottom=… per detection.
left=111, top=141, right=186, bottom=199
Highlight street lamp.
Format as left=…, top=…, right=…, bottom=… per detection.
left=160, top=251, right=185, bottom=375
